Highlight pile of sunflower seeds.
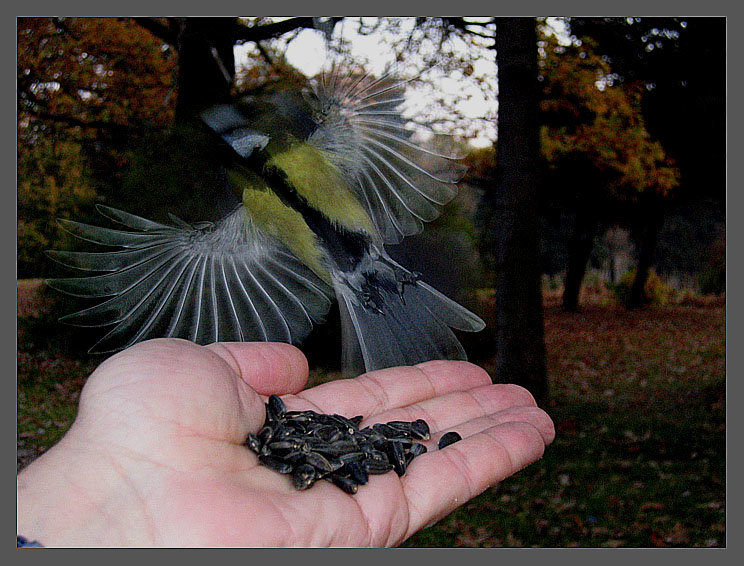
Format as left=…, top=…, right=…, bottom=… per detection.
left=245, top=395, right=461, bottom=494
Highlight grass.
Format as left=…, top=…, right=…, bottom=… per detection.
left=17, top=280, right=725, bottom=547
left=17, top=280, right=99, bottom=469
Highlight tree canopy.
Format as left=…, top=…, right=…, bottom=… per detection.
left=18, top=17, right=176, bottom=139
left=540, top=32, right=680, bottom=205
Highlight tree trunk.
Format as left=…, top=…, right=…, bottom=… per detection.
left=175, top=17, right=237, bottom=118
left=628, top=198, right=664, bottom=308
left=562, top=207, right=599, bottom=312
left=482, top=18, right=548, bottom=401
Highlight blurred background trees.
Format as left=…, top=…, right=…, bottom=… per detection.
left=539, top=31, right=680, bottom=311
left=18, top=17, right=175, bottom=277
left=17, top=17, right=726, bottom=401
left=565, top=17, right=726, bottom=305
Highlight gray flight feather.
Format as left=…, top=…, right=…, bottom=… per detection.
left=332, top=254, right=485, bottom=375
left=47, top=205, right=333, bottom=353
left=306, top=67, right=468, bottom=244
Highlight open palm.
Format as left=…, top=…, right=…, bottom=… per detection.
left=17, top=338, right=554, bottom=547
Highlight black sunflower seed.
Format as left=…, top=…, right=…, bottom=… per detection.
left=372, top=423, right=397, bottom=438
left=317, top=440, right=360, bottom=457
left=284, top=411, right=314, bottom=422
left=245, top=433, right=261, bottom=454
left=268, top=440, right=301, bottom=454
left=302, top=437, right=332, bottom=452
left=411, top=419, right=431, bottom=440
left=386, top=420, right=413, bottom=428
left=409, top=443, right=428, bottom=457
left=272, top=427, right=293, bottom=440
left=386, top=421, right=414, bottom=438
left=258, top=454, right=292, bottom=474
left=360, top=428, right=387, bottom=446
left=313, top=425, right=340, bottom=441
left=338, top=451, right=367, bottom=465
left=365, top=459, right=394, bottom=474
left=329, top=415, right=360, bottom=435
left=325, top=430, right=344, bottom=444
left=258, top=425, right=274, bottom=446
left=346, top=461, right=369, bottom=485
left=438, top=431, right=462, bottom=450
left=292, top=464, right=317, bottom=490
left=367, top=448, right=389, bottom=464
left=283, top=450, right=307, bottom=465
left=386, top=440, right=407, bottom=476
left=305, top=451, right=341, bottom=474
left=267, top=394, right=286, bottom=419
left=330, top=474, right=358, bottom=494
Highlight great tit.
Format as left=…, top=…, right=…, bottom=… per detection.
left=47, top=70, right=486, bottom=374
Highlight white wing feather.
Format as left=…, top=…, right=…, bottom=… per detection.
left=47, top=205, right=333, bottom=353
left=307, top=68, right=468, bottom=244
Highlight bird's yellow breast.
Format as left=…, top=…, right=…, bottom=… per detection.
left=266, top=143, right=376, bottom=236
left=227, top=168, right=332, bottom=285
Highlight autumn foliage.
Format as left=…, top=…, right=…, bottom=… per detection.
left=539, top=35, right=679, bottom=202
left=18, top=17, right=175, bottom=134
left=18, top=18, right=177, bottom=277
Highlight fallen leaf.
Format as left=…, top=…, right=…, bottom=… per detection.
left=665, top=522, right=689, bottom=545
left=650, top=531, right=668, bottom=547
left=604, top=539, right=626, bottom=548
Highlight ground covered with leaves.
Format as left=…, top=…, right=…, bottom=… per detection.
left=405, top=298, right=726, bottom=547
left=17, top=280, right=725, bottom=547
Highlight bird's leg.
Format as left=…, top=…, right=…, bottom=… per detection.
left=340, top=253, right=421, bottom=313
left=396, top=270, right=421, bottom=300
left=375, top=256, right=421, bottom=302
left=337, top=268, right=385, bottom=314
left=359, top=273, right=385, bottom=315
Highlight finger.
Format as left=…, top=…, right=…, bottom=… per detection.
left=361, top=383, right=539, bottom=433
left=206, top=342, right=309, bottom=395
left=360, top=383, right=554, bottom=446
left=424, top=407, right=556, bottom=448
left=295, top=360, right=492, bottom=417
left=399, top=421, right=548, bottom=542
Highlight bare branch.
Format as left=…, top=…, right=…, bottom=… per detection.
left=131, top=16, right=344, bottom=52
left=442, top=17, right=496, bottom=40
left=233, top=17, right=342, bottom=44
left=254, top=41, right=275, bottom=67
left=22, top=105, right=135, bottom=137
left=18, top=80, right=137, bottom=137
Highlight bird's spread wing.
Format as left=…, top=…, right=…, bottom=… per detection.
left=306, top=68, right=468, bottom=244
left=46, top=205, right=333, bottom=353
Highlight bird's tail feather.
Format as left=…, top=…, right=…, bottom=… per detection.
left=333, top=260, right=485, bottom=376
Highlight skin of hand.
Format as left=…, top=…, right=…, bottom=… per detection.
left=17, top=338, right=555, bottom=547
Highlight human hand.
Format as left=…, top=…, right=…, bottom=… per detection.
left=17, top=338, right=554, bottom=547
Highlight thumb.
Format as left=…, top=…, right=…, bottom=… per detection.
left=205, top=342, right=309, bottom=396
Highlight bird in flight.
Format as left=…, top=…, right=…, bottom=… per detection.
left=47, top=68, right=485, bottom=375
